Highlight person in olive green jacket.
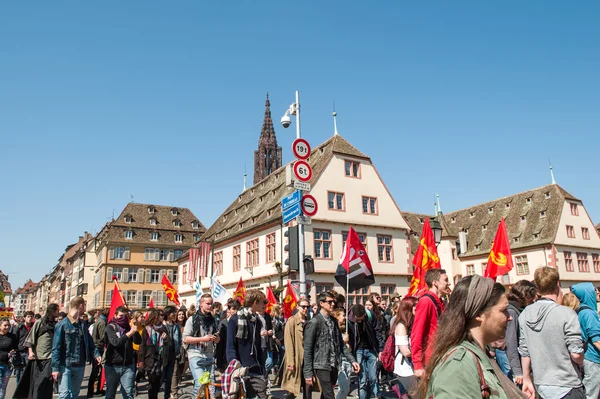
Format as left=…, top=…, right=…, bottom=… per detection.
left=416, top=275, right=527, bottom=399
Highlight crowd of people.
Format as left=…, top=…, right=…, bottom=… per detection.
left=0, top=268, right=598, bottom=399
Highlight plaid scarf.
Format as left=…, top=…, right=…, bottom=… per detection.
left=235, top=308, right=257, bottom=340
left=222, top=359, right=240, bottom=396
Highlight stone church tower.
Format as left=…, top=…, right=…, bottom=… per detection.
left=254, top=94, right=282, bottom=184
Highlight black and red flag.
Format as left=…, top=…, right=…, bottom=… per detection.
left=335, top=226, right=375, bottom=292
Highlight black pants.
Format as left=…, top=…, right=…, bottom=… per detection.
left=564, top=386, right=586, bottom=399
left=246, top=375, right=268, bottom=399
left=87, top=359, right=102, bottom=396
left=315, top=368, right=338, bottom=399
left=31, top=359, right=54, bottom=399
left=147, top=372, right=163, bottom=399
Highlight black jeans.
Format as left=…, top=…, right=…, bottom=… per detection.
left=315, top=368, right=338, bottom=399
left=147, top=372, right=162, bottom=399
left=87, top=359, right=102, bottom=396
left=246, top=375, right=268, bottom=399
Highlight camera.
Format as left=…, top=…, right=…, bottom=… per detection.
left=281, top=115, right=291, bottom=128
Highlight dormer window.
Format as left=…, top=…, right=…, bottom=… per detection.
left=124, top=216, right=132, bottom=223
left=482, top=224, right=487, bottom=231
left=192, top=221, right=200, bottom=229
left=545, top=192, right=551, bottom=199
left=513, top=237, right=520, bottom=243
left=488, top=207, right=493, bottom=214
left=124, top=231, right=133, bottom=240
left=526, top=197, right=532, bottom=204
left=173, top=220, right=181, bottom=228
left=150, top=218, right=157, bottom=226
left=148, top=206, right=155, bottom=214
left=451, top=217, right=456, bottom=223
left=469, top=212, right=475, bottom=218
left=506, top=203, right=511, bottom=208
left=171, top=208, right=178, bottom=216
left=175, top=234, right=183, bottom=243
left=464, top=228, right=469, bottom=234
left=540, top=211, right=546, bottom=218
left=419, top=218, right=425, bottom=224
left=193, top=234, right=200, bottom=241
left=150, top=232, right=159, bottom=241
left=475, top=244, right=480, bottom=250
left=521, top=216, right=526, bottom=222
left=534, top=233, right=540, bottom=240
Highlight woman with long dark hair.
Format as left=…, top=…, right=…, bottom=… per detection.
left=0, top=319, right=17, bottom=399
left=417, top=275, right=525, bottom=399
left=389, top=297, right=418, bottom=398
left=504, top=280, right=537, bottom=387
left=139, top=309, right=171, bottom=399
left=171, top=309, right=188, bottom=399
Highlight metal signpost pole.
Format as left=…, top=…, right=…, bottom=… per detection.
left=295, top=90, right=307, bottom=298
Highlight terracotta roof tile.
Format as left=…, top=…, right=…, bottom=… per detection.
left=202, top=135, right=368, bottom=244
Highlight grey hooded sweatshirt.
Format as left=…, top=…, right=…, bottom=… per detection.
left=518, top=297, right=584, bottom=393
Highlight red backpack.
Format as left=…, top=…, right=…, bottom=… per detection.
left=380, top=334, right=399, bottom=372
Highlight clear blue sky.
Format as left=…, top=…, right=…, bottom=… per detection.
left=1, top=1, right=599, bottom=291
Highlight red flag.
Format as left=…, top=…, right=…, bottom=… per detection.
left=102, top=278, right=126, bottom=388
left=484, top=218, right=514, bottom=280
left=265, top=286, right=277, bottom=315
left=144, top=297, right=155, bottom=318
left=408, top=218, right=441, bottom=297
left=199, top=242, right=212, bottom=278
left=282, top=280, right=298, bottom=319
left=233, top=277, right=246, bottom=304
left=188, top=248, right=199, bottom=283
left=161, top=274, right=180, bottom=306
left=335, top=226, right=375, bottom=292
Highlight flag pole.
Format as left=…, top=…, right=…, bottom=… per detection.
left=345, top=277, right=350, bottom=334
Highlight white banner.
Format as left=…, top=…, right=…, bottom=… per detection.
left=211, top=278, right=228, bottom=304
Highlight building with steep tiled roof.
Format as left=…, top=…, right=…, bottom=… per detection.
left=14, top=280, right=37, bottom=317
left=403, top=184, right=600, bottom=289
left=92, top=203, right=205, bottom=309
left=179, top=134, right=412, bottom=306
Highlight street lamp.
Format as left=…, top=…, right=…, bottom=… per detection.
left=281, top=91, right=307, bottom=297
left=430, top=217, right=443, bottom=245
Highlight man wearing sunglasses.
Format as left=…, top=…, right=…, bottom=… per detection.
left=281, top=299, right=311, bottom=399
left=304, top=292, right=359, bottom=399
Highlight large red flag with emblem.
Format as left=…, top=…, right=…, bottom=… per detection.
left=233, top=277, right=246, bottom=304
left=408, top=218, right=441, bottom=297
left=282, top=280, right=298, bottom=319
left=484, top=218, right=514, bottom=280
left=335, top=226, right=375, bottom=292
left=265, top=286, right=277, bottom=315
left=161, top=274, right=180, bottom=306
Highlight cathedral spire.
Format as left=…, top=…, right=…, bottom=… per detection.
left=254, top=93, right=282, bottom=184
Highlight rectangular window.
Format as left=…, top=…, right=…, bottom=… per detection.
left=266, top=233, right=276, bottom=263
left=111, top=268, right=123, bottom=281
left=128, top=268, right=137, bottom=282
left=126, top=290, right=137, bottom=305
left=342, top=231, right=367, bottom=251
left=344, top=160, right=360, bottom=178
left=159, top=249, right=170, bottom=261
left=565, top=251, right=574, bottom=272
left=467, top=264, right=475, bottom=276
left=175, top=234, right=183, bottom=243
left=151, top=269, right=160, bottom=283
left=577, top=253, right=590, bottom=272
left=315, top=283, right=334, bottom=295
left=452, top=248, right=457, bottom=260
left=145, top=248, right=155, bottom=261
left=214, top=251, right=223, bottom=276
left=348, top=286, right=370, bottom=305
left=314, top=229, right=332, bottom=259
left=151, top=232, right=159, bottom=241
left=114, top=247, right=126, bottom=259
left=380, top=284, right=396, bottom=304
left=481, top=263, right=488, bottom=275
left=142, top=291, right=152, bottom=308
left=182, top=265, right=187, bottom=282
left=515, top=255, right=529, bottom=275
left=172, top=270, right=178, bottom=284
left=582, top=227, right=590, bottom=240
left=377, top=235, right=393, bottom=263
left=174, top=249, right=183, bottom=259
left=246, top=238, right=259, bottom=268
left=592, top=254, right=600, bottom=273
left=125, top=231, right=133, bottom=240
left=566, top=225, right=575, bottom=238
left=233, top=245, right=241, bottom=271
left=327, top=192, right=345, bottom=211
left=570, top=203, right=579, bottom=216
left=362, top=197, right=378, bottom=215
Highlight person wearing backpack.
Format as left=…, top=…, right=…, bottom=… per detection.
left=571, top=282, right=600, bottom=399
left=348, top=303, right=385, bottom=399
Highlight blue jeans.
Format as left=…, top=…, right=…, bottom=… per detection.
left=494, top=349, right=513, bottom=380
left=264, top=351, right=274, bottom=377
left=105, top=364, right=135, bottom=399
left=356, top=348, right=379, bottom=399
left=0, top=364, right=12, bottom=399
left=336, top=360, right=353, bottom=399
left=189, top=357, right=215, bottom=398
left=58, top=365, right=85, bottom=399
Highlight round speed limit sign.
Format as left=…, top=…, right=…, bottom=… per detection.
left=292, top=138, right=311, bottom=160
left=293, top=160, right=312, bottom=182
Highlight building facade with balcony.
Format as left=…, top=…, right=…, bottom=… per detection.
left=92, top=203, right=205, bottom=310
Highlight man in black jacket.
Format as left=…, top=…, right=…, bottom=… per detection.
left=303, top=292, right=359, bottom=399
left=87, top=309, right=107, bottom=398
left=348, top=304, right=385, bottom=399
left=103, top=306, right=141, bottom=399
left=14, top=311, right=35, bottom=384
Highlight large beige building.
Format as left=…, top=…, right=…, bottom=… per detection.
left=92, top=203, right=205, bottom=309
left=179, top=134, right=412, bottom=306
left=404, top=184, right=600, bottom=290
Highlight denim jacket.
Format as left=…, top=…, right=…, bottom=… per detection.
left=51, top=317, right=94, bottom=372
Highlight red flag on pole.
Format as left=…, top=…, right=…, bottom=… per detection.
left=161, top=274, right=180, bottom=306
left=265, top=286, right=277, bottom=315
left=282, top=280, right=298, bottom=319
left=408, top=218, right=441, bottom=297
left=484, top=218, right=514, bottom=280
left=335, top=226, right=375, bottom=292
left=233, top=277, right=246, bottom=304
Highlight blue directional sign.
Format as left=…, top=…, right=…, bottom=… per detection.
left=281, top=190, right=302, bottom=210
left=283, top=203, right=302, bottom=224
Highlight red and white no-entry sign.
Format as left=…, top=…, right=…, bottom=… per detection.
left=293, top=160, right=312, bottom=182
left=292, top=138, right=311, bottom=160
left=301, top=194, right=318, bottom=217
